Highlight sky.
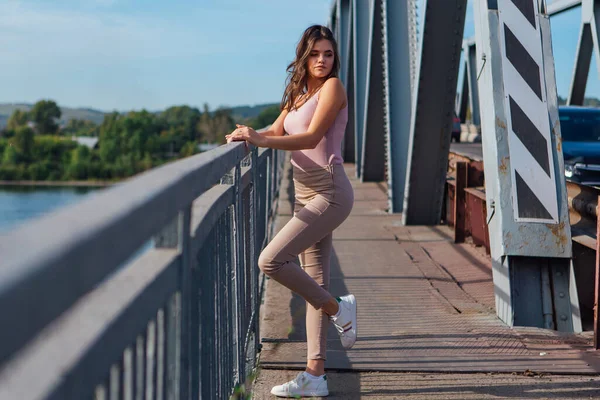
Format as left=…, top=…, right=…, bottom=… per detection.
left=0, top=0, right=594, bottom=112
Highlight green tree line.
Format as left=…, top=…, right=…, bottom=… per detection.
left=0, top=100, right=280, bottom=182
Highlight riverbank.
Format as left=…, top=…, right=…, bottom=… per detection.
left=0, top=180, right=113, bottom=187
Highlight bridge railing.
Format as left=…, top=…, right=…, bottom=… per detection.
left=0, top=142, right=285, bottom=399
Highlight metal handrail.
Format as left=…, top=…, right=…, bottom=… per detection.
left=0, top=142, right=286, bottom=399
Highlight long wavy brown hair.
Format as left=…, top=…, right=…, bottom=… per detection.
left=281, top=25, right=340, bottom=111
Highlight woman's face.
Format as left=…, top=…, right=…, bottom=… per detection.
left=307, top=39, right=334, bottom=80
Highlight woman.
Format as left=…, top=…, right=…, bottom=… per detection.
left=226, top=25, right=356, bottom=398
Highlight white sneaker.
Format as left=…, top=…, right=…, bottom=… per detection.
left=270, top=372, right=329, bottom=397
left=330, top=294, right=357, bottom=349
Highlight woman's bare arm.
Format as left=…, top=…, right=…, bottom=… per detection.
left=256, top=109, right=289, bottom=137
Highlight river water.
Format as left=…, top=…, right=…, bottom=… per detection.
left=0, top=185, right=98, bottom=233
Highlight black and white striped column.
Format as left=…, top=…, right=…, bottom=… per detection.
left=498, top=0, right=559, bottom=223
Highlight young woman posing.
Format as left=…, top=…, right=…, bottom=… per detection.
left=226, top=25, right=356, bottom=398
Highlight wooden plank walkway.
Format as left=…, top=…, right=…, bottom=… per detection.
left=253, top=162, right=600, bottom=399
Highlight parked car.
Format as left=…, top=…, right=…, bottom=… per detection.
left=559, top=106, right=600, bottom=186
left=451, top=113, right=461, bottom=143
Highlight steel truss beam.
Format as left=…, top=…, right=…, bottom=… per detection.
left=457, top=39, right=481, bottom=125
left=547, top=0, right=582, bottom=15
left=568, top=0, right=600, bottom=105
left=336, top=0, right=356, bottom=163
left=383, top=0, right=414, bottom=212
left=352, top=0, right=370, bottom=178
left=360, top=0, right=386, bottom=181
left=403, top=0, right=468, bottom=225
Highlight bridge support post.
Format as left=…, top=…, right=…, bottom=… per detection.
left=474, top=0, right=582, bottom=331
left=402, top=0, right=468, bottom=224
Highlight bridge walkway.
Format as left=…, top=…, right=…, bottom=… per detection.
left=252, top=161, right=600, bottom=399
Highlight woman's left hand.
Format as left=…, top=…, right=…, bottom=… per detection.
left=225, top=124, right=267, bottom=147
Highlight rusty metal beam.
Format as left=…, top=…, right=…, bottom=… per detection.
left=454, top=162, right=468, bottom=243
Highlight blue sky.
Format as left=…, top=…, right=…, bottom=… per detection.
left=0, top=0, right=331, bottom=112
left=0, top=0, right=594, bottom=112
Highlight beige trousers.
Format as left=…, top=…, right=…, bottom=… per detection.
left=258, top=163, right=354, bottom=360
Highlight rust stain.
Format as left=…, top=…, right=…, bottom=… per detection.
left=551, top=120, right=563, bottom=151
left=496, top=117, right=507, bottom=129
left=546, top=221, right=568, bottom=248
left=499, top=157, right=509, bottom=175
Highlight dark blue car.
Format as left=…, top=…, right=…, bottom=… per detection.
left=559, top=106, right=600, bottom=186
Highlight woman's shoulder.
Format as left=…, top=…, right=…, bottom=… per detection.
left=318, top=77, right=347, bottom=107
left=322, top=77, right=344, bottom=90
left=318, top=77, right=345, bottom=98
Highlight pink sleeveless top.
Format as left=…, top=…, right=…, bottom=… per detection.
left=283, top=90, right=348, bottom=170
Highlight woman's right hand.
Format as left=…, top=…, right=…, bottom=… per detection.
left=226, top=126, right=247, bottom=143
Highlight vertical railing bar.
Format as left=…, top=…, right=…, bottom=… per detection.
left=266, top=152, right=273, bottom=221
left=109, top=364, right=120, bottom=400
left=124, top=347, right=134, bottom=400
left=119, top=355, right=125, bottom=400
left=230, top=207, right=236, bottom=397
left=212, top=220, right=219, bottom=400
left=211, top=226, right=218, bottom=399
left=218, top=214, right=226, bottom=399
left=164, top=293, right=178, bottom=400
left=136, top=335, right=146, bottom=400
left=214, top=216, right=221, bottom=399
left=250, top=148, right=260, bottom=369
left=263, top=155, right=269, bottom=243
left=217, top=176, right=228, bottom=399
left=178, top=208, right=192, bottom=400
left=226, top=207, right=233, bottom=397
left=233, top=163, right=245, bottom=385
left=145, top=320, right=157, bottom=400
left=224, top=211, right=231, bottom=399
left=190, top=232, right=201, bottom=400
left=156, top=310, right=165, bottom=400
left=96, top=384, right=108, bottom=400
left=199, top=226, right=215, bottom=400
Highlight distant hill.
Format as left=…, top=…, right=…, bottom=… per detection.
left=227, top=103, right=279, bottom=120
left=0, top=102, right=279, bottom=129
left=0, top=103, right=106, bottom=128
